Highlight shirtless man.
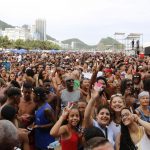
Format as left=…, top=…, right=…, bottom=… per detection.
left=18, top=82, right=36, bottom=128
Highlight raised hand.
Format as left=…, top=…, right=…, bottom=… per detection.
left=132, top=114, right=140, bottom=123
left=124, top=89, right=132, bottom=96
left=61, top=103, right=74, bottom=120
left=90, top=88, right=100, bottom=100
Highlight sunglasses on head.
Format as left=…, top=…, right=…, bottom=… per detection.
left=111, top=93, right=122, bottom=99
left=133, top=76, right=140, bottom=78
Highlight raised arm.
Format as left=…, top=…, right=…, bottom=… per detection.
left=89, top=62, right=103, bottom=95
left=50, top=105, right=72, bottom=137
left=84, top=90, right=100, bottom=128
left=133, top=114, right=150, bottom=135
left=138, top=118, right=150, bottom=135
left=50, top=115, right=67, bottom=137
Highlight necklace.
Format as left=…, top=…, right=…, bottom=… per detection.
left=116, top=123, right=120, bottom=127
left=114, top=119, right=121, bottom=127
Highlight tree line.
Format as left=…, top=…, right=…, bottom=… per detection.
left=0, top=36, right=61, bottom=50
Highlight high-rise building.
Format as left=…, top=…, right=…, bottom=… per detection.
left=35, top=19, right=46, bottom=41
left=30, top=25, right=37, bottom=40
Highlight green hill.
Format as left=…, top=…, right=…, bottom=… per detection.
left=62, top=37, right=124, bottom=50
left=0, top=20, right=14, bottom=30
left=97, top=37, right=124, bottom=50
left=62, top=38, right=97, bottom=50
left=46, top=34, right=56, bottom=41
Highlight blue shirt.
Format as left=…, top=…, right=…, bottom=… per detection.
left=136, top=106, right=150, bottom=123
left=35, top=102, right=55, bottom=149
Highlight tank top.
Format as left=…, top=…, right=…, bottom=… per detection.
left=136, top=127, right=150, bottom=150
left=60, top=126, right=79, bottom=150
left=136, top=106, right=150, bottom=123
left=35, top=102, right=55, bottom=149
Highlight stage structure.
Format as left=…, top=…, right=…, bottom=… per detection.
left=113, top=32, right=125, bottom=53
left=125, top=33, right=143, bottom=55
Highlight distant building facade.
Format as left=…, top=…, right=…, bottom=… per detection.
left=48, top=40, right=71, bottom=49
left=3, top=27, right=31, bottom=41
left=35, top=19, right=46, bottom=41
left=30, top=25, right=38, bottom=40
left=0, top=29, right=2, bottom=36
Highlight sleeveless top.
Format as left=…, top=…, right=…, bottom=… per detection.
left=60, top=126, right=79, bottom=150
left=34, top=102, right=55, bottom=149
left=136, top=128, right=150, bottom=150
left=136, top=106, right=150, bottom=123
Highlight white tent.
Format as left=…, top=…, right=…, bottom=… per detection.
left=143, top=42, right=150, bottom=48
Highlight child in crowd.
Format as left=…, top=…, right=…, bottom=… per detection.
left=50, top=104, right=82, bottom=150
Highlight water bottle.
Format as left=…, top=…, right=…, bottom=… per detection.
left=47, top=141, right=60, bottom=149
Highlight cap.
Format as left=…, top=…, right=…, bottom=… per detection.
left=138, top=91, right=149, bottom=100
left=33, top=87, right=46, bottom=97
left=104, top=68, right=112, bottom=73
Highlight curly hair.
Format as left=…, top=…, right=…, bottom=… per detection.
left=120, top=79, right=133, bottom=96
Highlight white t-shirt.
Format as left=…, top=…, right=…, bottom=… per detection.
left=108, top=121, right=121, bottom=141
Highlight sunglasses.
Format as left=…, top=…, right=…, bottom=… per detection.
left=126, top=83, right=133, bottom=87
left=66, top=79, right=74, bottom=82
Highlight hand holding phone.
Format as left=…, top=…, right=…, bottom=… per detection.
left=94, top=82, right=103, bottom=92
left=94, top=82, right=104, bottom=97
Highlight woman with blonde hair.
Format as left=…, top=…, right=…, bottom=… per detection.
left=108, top=93, right=125, bottom=140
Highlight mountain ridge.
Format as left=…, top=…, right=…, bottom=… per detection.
left=0, top=20, right=124, bottom=50
left=62, top=38, right=97, bottom=49
left=0, top=20, right=14, bottom=30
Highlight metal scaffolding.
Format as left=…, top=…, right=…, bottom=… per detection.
left=125, top=33, right=143, bottom=55
left=114, top=32, right=125, bottom=53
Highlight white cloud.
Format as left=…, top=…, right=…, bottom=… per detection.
left=1, top=0, right=150, bottom=44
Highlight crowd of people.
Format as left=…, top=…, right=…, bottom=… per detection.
left=0, top=51, right=150, bottom=150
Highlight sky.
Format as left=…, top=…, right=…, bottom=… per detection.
left=1, top=0, right=150, bottom=45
